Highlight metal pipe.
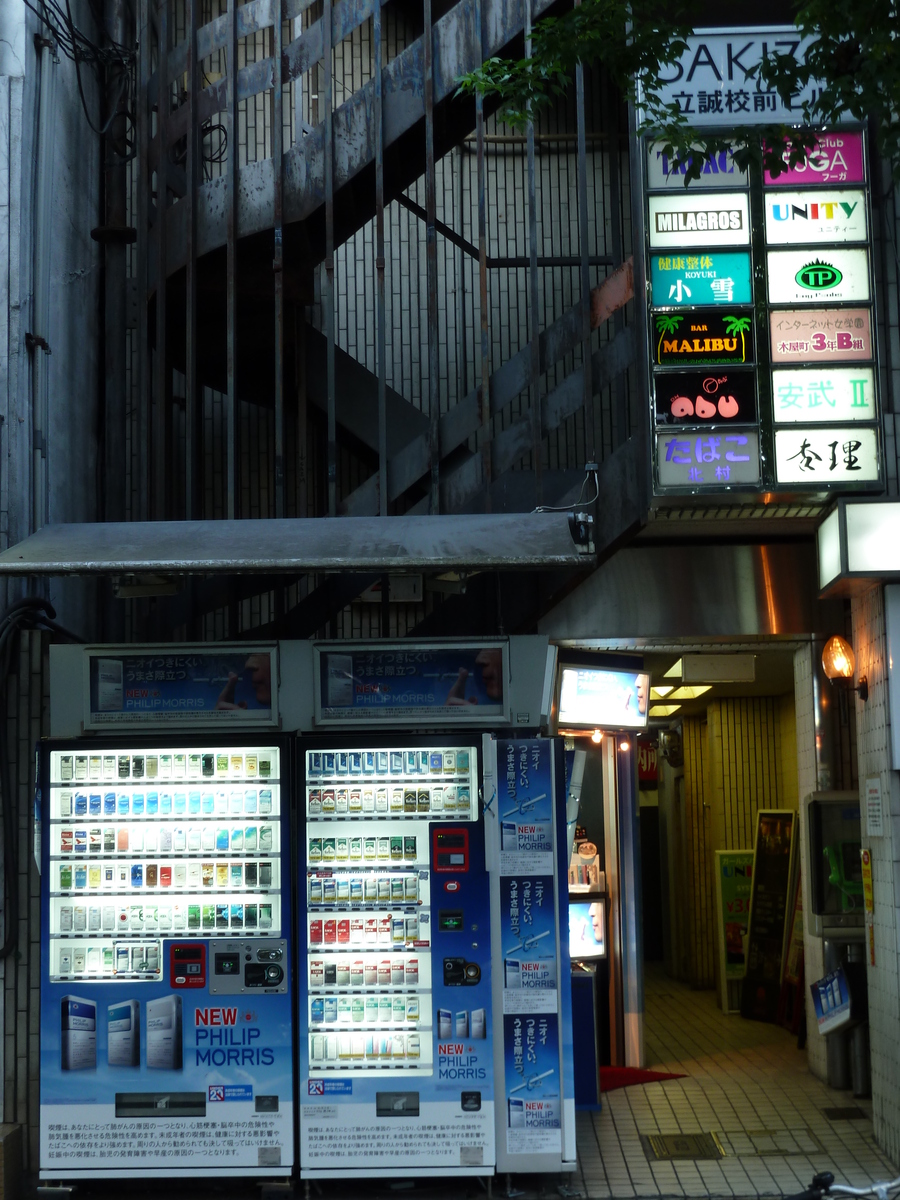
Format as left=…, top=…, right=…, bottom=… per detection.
left=226, top=0, right=239, bottom=519
left=185, top=0, right=200, bottom=519
left=525, top=0, right=542, bottom=504
left=102, top=0, right=130, bottom=524
left=273, top=0, right=285, bottom=519
left=32, top=33, right=58, bottom=535
left=574, top=37, right=594, bottom=460
left=323, top=0, right=335, bottom=517
left=136, top=0, right=151, bottom=520
left=374, top=0, right=387, bottom=515
left=475, top=0, right=490, bottom=512
left=154, top=0, right=169, bottom=520
left=424, top=0, right=439, bottom=514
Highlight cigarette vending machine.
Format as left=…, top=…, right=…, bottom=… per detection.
left=39, top=738, right=294, bottom=1180
left=298, top=738, right=495, bottom=1178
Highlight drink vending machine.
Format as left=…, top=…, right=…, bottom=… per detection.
left=298, top=737, right=496, bottom=1177
left=39, top=738, right=294, bottom=1180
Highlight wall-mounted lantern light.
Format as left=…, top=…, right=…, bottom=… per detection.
left=821, top=634, right=868, bottom=701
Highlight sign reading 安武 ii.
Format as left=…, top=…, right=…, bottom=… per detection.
left=643, top=39, right=880, bottom=496
left=653, top=311, right=754, bottom=366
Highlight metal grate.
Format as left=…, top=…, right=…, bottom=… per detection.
left=643, top=1133, right=725, bottom=1161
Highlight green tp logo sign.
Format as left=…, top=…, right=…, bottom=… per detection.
left=796, top=261, right=843, bottom=290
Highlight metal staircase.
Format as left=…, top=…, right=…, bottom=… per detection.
left=128, top=0, right=647, bottom=634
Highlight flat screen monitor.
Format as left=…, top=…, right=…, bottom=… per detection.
left=569, top=900, right=606, bottom=959
left=558, top=665, right=649, bottom=731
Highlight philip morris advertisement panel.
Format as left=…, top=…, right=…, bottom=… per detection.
left=84, top=646, right=278, bottom=729
left=648, top=193, right=750, bottom=249
left=314, top=642, right=509, bottom=726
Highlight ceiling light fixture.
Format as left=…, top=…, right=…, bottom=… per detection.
left=666, top=685, right=713, bottom=701
left=663, top=658, right=683, bottom=679
left=650, top=685, right=673, bottom=698
left=649, top=704, right=682, bottom=717
left=591, top=729, right=602, bottom=743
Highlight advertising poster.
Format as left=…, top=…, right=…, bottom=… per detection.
left=503, top=1013, right=562, bottom=1154
left=316, top=643, right=508, bottom=725
left=492, top=738, right=569, bottom=1162
left=714, top=850, right=753, bottom=1010
left=498, top=739, right=555, bottom=875
left=41, top=972, right=294, bottom=1174
left=810, top=966, right=851, bottom=1036
left=499, top=876, right=558, bottom=1013
left=86, top=648, right=277, bottom=728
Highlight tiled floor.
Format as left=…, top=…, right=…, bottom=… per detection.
left=574, top=963, right=898, bottom=1198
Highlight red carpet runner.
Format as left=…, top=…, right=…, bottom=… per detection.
left=600, top=1067, right=687, bottom=1092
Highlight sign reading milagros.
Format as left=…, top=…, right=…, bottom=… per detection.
left=648, top=193, right=749, bottom=249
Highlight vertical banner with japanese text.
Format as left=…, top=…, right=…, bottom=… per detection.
left=488, top=737, right=575, bottom=1173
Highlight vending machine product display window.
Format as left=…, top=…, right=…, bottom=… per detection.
left=304, top=743, right=476, bottom=1075
left=47, top=745, right=283, bottom=983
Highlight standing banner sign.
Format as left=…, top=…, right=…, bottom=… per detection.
left=714, top=850, right=753, bottom=1012
left=486, top=737, right=575, bottom=1174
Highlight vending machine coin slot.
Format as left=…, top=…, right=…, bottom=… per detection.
left=432, top=828, right=469, bottom=873
left=170, top=942, right=207, bottom=988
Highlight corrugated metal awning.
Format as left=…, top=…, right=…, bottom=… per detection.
left=0, top=514, right=594, bottom=575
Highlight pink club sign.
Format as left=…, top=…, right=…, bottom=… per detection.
left=765, top=131, right=865, bottom=187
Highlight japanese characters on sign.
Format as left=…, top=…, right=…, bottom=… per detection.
left=769, top=309, right=872, bottom=364
left=774, top=427, right=879, bottom=483
left=636, top=31, right=822, bottom=127
left=656, top=431, right=761, bottom=488
left=650, top=251, right=752, bottom=307
left=771, top=368, right=875, bottom=423
left=764, top=131, right=865, bottom=186
left=645, top=96, right=881, bottom=494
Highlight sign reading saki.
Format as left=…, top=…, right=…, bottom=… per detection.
left=654, top=310, right=754, bottom=366
left=655, top=371, right=757, bottom=425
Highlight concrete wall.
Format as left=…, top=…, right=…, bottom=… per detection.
left=851, top=585, right=900, bottom=1163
